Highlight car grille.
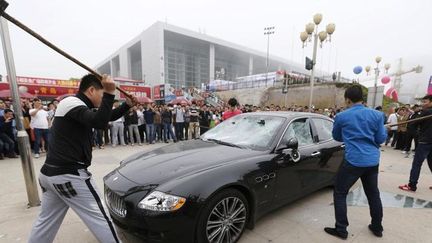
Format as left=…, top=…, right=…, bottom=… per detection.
left=105, top=187, right=127, bottom=218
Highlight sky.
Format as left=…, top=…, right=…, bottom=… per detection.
left=0, top=0, right=431, bottom=97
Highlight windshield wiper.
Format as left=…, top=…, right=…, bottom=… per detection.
left=206, top=139, right=245, bottom=149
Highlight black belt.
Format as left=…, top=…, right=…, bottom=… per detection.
left=41, top=163, right=88, bottom=177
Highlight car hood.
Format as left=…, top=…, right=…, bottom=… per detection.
left=116, top=139, right=262, bottom=186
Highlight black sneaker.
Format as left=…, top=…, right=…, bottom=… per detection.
left=368, top=224, right=383, bottom=237
left=324, top=227, right=348, bottom=240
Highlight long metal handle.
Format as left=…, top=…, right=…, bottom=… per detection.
left=0, top=11, right=134, bottom=100
left=387, top=114, right=432, bottom=127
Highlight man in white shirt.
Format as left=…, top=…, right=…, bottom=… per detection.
left=30, top=99, right=49, bottom=158
left=110, top=100, right=126, bottom=146
left=385, top=107, right=399, bottom=146
left=174, top=104, right=185, bottom=140
left=136, top=104, right=145, bottom=143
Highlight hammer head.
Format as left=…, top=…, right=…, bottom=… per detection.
left=0, top=0, right=8, bottom=15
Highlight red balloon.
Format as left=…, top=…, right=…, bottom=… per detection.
left=385, top=87, right=398, bottom=101
left=381, top=76, right=391, bottom=84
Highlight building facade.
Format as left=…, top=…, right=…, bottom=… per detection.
left=95, top=21, right=306, bottom=90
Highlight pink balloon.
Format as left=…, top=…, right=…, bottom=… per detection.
left=381, top=76, right=391, bottom=84
left=385, top=87, right=398, bottom=101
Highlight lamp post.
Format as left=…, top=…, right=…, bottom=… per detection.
left=0, top=16, right=40, bottom=207
left=300, top=14, right=335, bottom=110
left=264, top=26, right=275, bottom=87
left=369, top=56, right=390, bottom=108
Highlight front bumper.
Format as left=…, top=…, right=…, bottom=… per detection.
left=104, top=171, right=200, bottom=243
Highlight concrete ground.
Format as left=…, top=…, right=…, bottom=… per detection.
left=0, top=144, right=431, bottom=243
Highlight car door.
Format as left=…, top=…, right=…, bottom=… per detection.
left=310, top=118, right=345, bottom=184
left=273, top=117, right=321, bottom=206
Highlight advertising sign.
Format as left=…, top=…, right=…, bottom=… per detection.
left=119, top=85, right=151, bottom=99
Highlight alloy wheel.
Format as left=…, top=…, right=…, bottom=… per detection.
left=206, top=196, right=247, bottom=243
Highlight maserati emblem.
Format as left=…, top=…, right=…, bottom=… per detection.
left=113, top=176, right=118, bottom=182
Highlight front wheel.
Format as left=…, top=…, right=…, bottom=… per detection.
left=196, top=189, right=249, bottom=243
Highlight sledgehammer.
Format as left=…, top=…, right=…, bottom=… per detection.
left=0, top=0, right=136, bottom=101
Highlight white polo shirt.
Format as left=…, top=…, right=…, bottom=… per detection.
left=30, top=109, right=49, bottom=129
left=387, top=113, right=398, bottom=131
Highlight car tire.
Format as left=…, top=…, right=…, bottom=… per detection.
left=196, top=188, right=249, bottom=243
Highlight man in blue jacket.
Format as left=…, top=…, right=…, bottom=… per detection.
left=325, top=85, right=387, bottom=239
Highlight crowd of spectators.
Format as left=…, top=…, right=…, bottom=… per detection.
left=0, top=95, right=422, bottom=160
left=384, top=104, right=422, bottom=158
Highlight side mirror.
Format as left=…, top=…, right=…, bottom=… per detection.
left=277, top=137, right=299, bottom=152
left=277, top=138, right=300, bottom=163
left=286, top=138, right=298, bottom=150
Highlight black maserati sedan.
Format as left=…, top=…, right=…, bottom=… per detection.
left=104, top=112, right=344, bottom=243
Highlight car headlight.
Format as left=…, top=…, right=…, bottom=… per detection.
left=137, top=191, right=186, bottom=212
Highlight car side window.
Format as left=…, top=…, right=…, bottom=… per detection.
left=312, top=118, right=333, bottom=142
left=281, top=118, right=314, bottom=146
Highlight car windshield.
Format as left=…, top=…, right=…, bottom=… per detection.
left=201, top=115, right=286, bottom=150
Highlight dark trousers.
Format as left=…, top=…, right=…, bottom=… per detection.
left=34, top=128, right=49, bottom=154
left=0, top=138, right=4, bottom=154
left=184, top=122, right=189, bottom=140
left=404, top=130, right=418, bottom=152
left=385, top=130, right=397, bottom=145
left=333, top=161, right=383, bottom=234
left=0, top=133, right=14, bottom=154
left=146, top=124, right=155, bottom=143
left=124, top=125, right=130, bottom=144
left=408, top=143, right=432, bottom=190
left=395, top=131, right=406, bottom=149
left=200, top=124, right=209, bottom=135
left=95, top=129, right=103, bottom=146
left=155, top=124, right=162, bottom=141
left=103, top=128, right=110, bottom=145
left=175, top=122, right=184, bottom=140
left=163, top=123, right=176, bottom=141
left=138, top=124, right=146, bottom=143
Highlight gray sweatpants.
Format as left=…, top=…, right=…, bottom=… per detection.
left=28, top=169, right=120, bottom=243
left=111, top=122, right=125, bottom=146
left=128, top=124, right=141, bottom=144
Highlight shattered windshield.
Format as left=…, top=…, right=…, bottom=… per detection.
left=202, top=114, right=286, bottom=151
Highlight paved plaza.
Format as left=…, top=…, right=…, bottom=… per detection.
left=0, top=144, right=431, bottom=243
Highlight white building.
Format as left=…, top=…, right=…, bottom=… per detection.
left=95, top=21, right=308, bottom=89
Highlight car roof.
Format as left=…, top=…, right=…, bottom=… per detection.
left=240, top=111, right=332, bottom=120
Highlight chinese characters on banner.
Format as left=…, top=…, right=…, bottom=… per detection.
left=16, top=76, right=79, bottom=87
left=119, top=85, right=151, bottom=99
left=1, top=76, right=150, bottom=99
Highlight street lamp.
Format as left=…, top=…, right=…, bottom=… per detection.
left=368, top=56, right=391, bottom=108
left=300, top=14, right=335, bottom=110
left=264, top=26, right=275, bottom=87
